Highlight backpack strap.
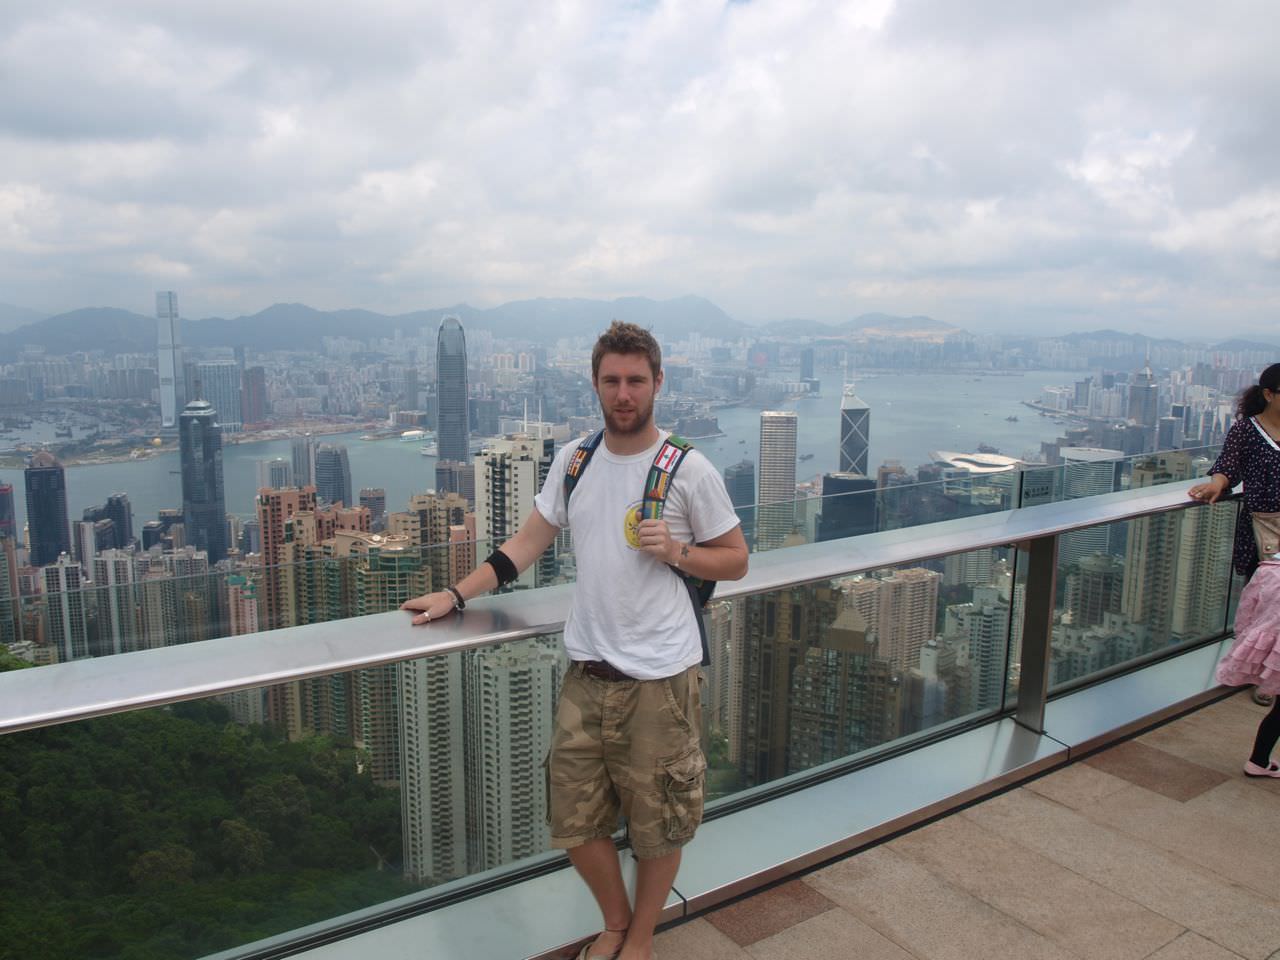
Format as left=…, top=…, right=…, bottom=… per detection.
left=642, top=434, right=717, bottom=665
left=563, top=429, right=604, bottom=510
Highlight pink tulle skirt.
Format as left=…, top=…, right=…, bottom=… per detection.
left=1217, top=629, right=1280, bottom=694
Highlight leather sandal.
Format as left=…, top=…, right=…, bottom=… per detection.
left=576, top=927, right=627, bottom=960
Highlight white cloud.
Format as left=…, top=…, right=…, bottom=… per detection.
left=0, top=0, right=1277, bottom=337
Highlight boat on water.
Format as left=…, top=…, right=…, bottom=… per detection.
left=1006, top=415, right=1019, bottom=422
left=799, top=453, right=814, bottom=461
left=399, top=429, right=433, bottom=442
left=420, top=444, right=438, bottom=457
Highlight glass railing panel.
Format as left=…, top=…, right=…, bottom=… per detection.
left=702, top=548, right=1015, bottom=803
left=0, top=632, right=572, bottom=960
left=1015, top=445, right=1220, bottom=508
left=3, top=538, right=502, bottom=669
left=1045, top=498, right=1238, bottom=691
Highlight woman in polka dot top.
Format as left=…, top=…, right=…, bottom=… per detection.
left=1190, top=362, right=1280, bottom=777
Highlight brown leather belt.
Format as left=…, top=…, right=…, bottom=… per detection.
left=578, top=660, right=636, bottom=682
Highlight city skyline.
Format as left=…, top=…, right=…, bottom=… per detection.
left=2, top=4, right=1279, bottom=339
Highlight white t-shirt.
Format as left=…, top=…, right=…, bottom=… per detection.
left=534, top=430, right=741, bottom=679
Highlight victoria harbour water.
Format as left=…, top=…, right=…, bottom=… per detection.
left=0, top=369, right=1079, bottom=535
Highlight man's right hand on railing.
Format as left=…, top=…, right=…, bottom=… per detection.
left=401, top=591, right=461, bottom=626
left=1188, top=473, right=1230, bottom=504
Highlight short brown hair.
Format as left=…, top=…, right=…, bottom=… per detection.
left=591, top=320, right=662, bottom=381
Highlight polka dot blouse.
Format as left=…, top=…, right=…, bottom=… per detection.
left=1209, top=417, right=1280, bottom=574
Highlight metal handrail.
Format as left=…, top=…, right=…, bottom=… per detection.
left=0, top=479, right=1214, bottom=736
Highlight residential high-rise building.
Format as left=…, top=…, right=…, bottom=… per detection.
left=242, top=366, right=268, bottom=424
left=291, top=434, right=316, bottom=487
left=179, top=400, right=228, bottom=564
left=359, top=488, right=387, bottom=532
left=1064, top=553, right=1123, bottom=629
left=839, top=384, right=871, bottom=475
left=400, top=651, right=467, bottom=883
left=24, top=451, right=71, bottom=567
left=474, top=437, right=554, bottom=588
left=44, top=555, right=89, bottom=661
left=0, top=537, right=20, bottom=646
left=156, top=291, right=183, bottom=429
left=1122, top=452, right=1197, bottom=645
left=464, top=637, right=564, bottom=872
left=352, top=534, right=429, bottom=785
left=314, top=444, right=354, bottom=508
left=723, top=461, right=755, bottom=550
left=93, top=550, right=138, bottom=656
left=195, top=361, right=243, bottom=433
left=258, top=458, right=293, bottom=490
left=846, top=568, right=941, bottom=674
left=256, top=486, right=317, bottom=631
left=0, top=483, right=15, bottom=540
left=757, top=411, right=798, bottom=550
left=436, top=316, right=470, bottom=463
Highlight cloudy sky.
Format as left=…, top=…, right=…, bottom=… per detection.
left=2, top=0, right=1278, bottom=338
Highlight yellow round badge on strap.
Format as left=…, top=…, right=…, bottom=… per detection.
left=623, top=501, right=644, bottom=550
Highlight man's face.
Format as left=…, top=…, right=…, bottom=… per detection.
left=594, top=352, right=662, bottom=436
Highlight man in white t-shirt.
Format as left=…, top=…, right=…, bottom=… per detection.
left=403, top=321, right=748, bottom=960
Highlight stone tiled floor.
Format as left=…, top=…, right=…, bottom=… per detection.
left=654, top=692, right=1280, bottom=960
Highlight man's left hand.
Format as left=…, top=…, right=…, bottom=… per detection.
left=637, top=518, right=679, bottom=564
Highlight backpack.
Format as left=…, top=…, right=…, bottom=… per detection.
left=563, top=430, right=715, bottom=666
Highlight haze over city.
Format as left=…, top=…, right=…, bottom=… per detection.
left=3, top=1, right=1279, bottom=339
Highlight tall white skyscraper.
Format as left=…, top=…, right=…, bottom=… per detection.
left=757, top=410, right=798, bottom=550
left=156, top=291, right=183, bottom=429
left=839, top=384, right=871, bottom=475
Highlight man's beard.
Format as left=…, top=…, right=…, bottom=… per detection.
left=602, top=400, right=654, bottom=436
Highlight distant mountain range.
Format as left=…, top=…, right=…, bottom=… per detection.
left=0, top=295, right=748, bottom=358
left=0, top=297, right=1274, bottom=359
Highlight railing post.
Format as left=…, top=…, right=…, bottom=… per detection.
left=1015, top=534, right=1058, bottom=734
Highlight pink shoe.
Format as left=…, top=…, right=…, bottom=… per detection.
left=1243, top=760, right=1280, bottom=778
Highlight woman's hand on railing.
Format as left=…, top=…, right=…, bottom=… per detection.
left=1188, top=475, right=1229, bottom=504
left=400, top=592, right=457, bottom=626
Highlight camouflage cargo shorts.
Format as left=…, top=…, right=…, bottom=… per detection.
left=546, top=662, right=706, bottom=860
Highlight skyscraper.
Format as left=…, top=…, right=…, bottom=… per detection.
left=474, top=437, right=554, bottom=589
left=242, top=366, right=268, bottom=424
left=436, top=316, right=470, bottom=463
left=179, top=399, right=228, bottom=564
left=723, top=461, right=756, bottom=550
left=291, top=434, right=316, bottom=487
left=156, top=291, right=183, bottom=429
left=839, top=384, right=871, bottom=475
left=0, top=483, right=15, bottom=541
left=24, top=451, right=71, bottom=567
left=105, top=493, right=133, bottom=548
left=817, top=472, right=876, bottom=541
left=314, top=444, right=353, bottom=508
left=258, top=458, right=293, bottom=490
left=757, top=411, right=798, bottom=550
left=195, top=361, right=243, bottom=433
left=359, top=488, right=387, bottom=532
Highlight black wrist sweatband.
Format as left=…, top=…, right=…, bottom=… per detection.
left=485, top=549, right=518, bottom=587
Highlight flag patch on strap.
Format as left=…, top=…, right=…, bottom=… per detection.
left=654, top=442, right=680, bottom=472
